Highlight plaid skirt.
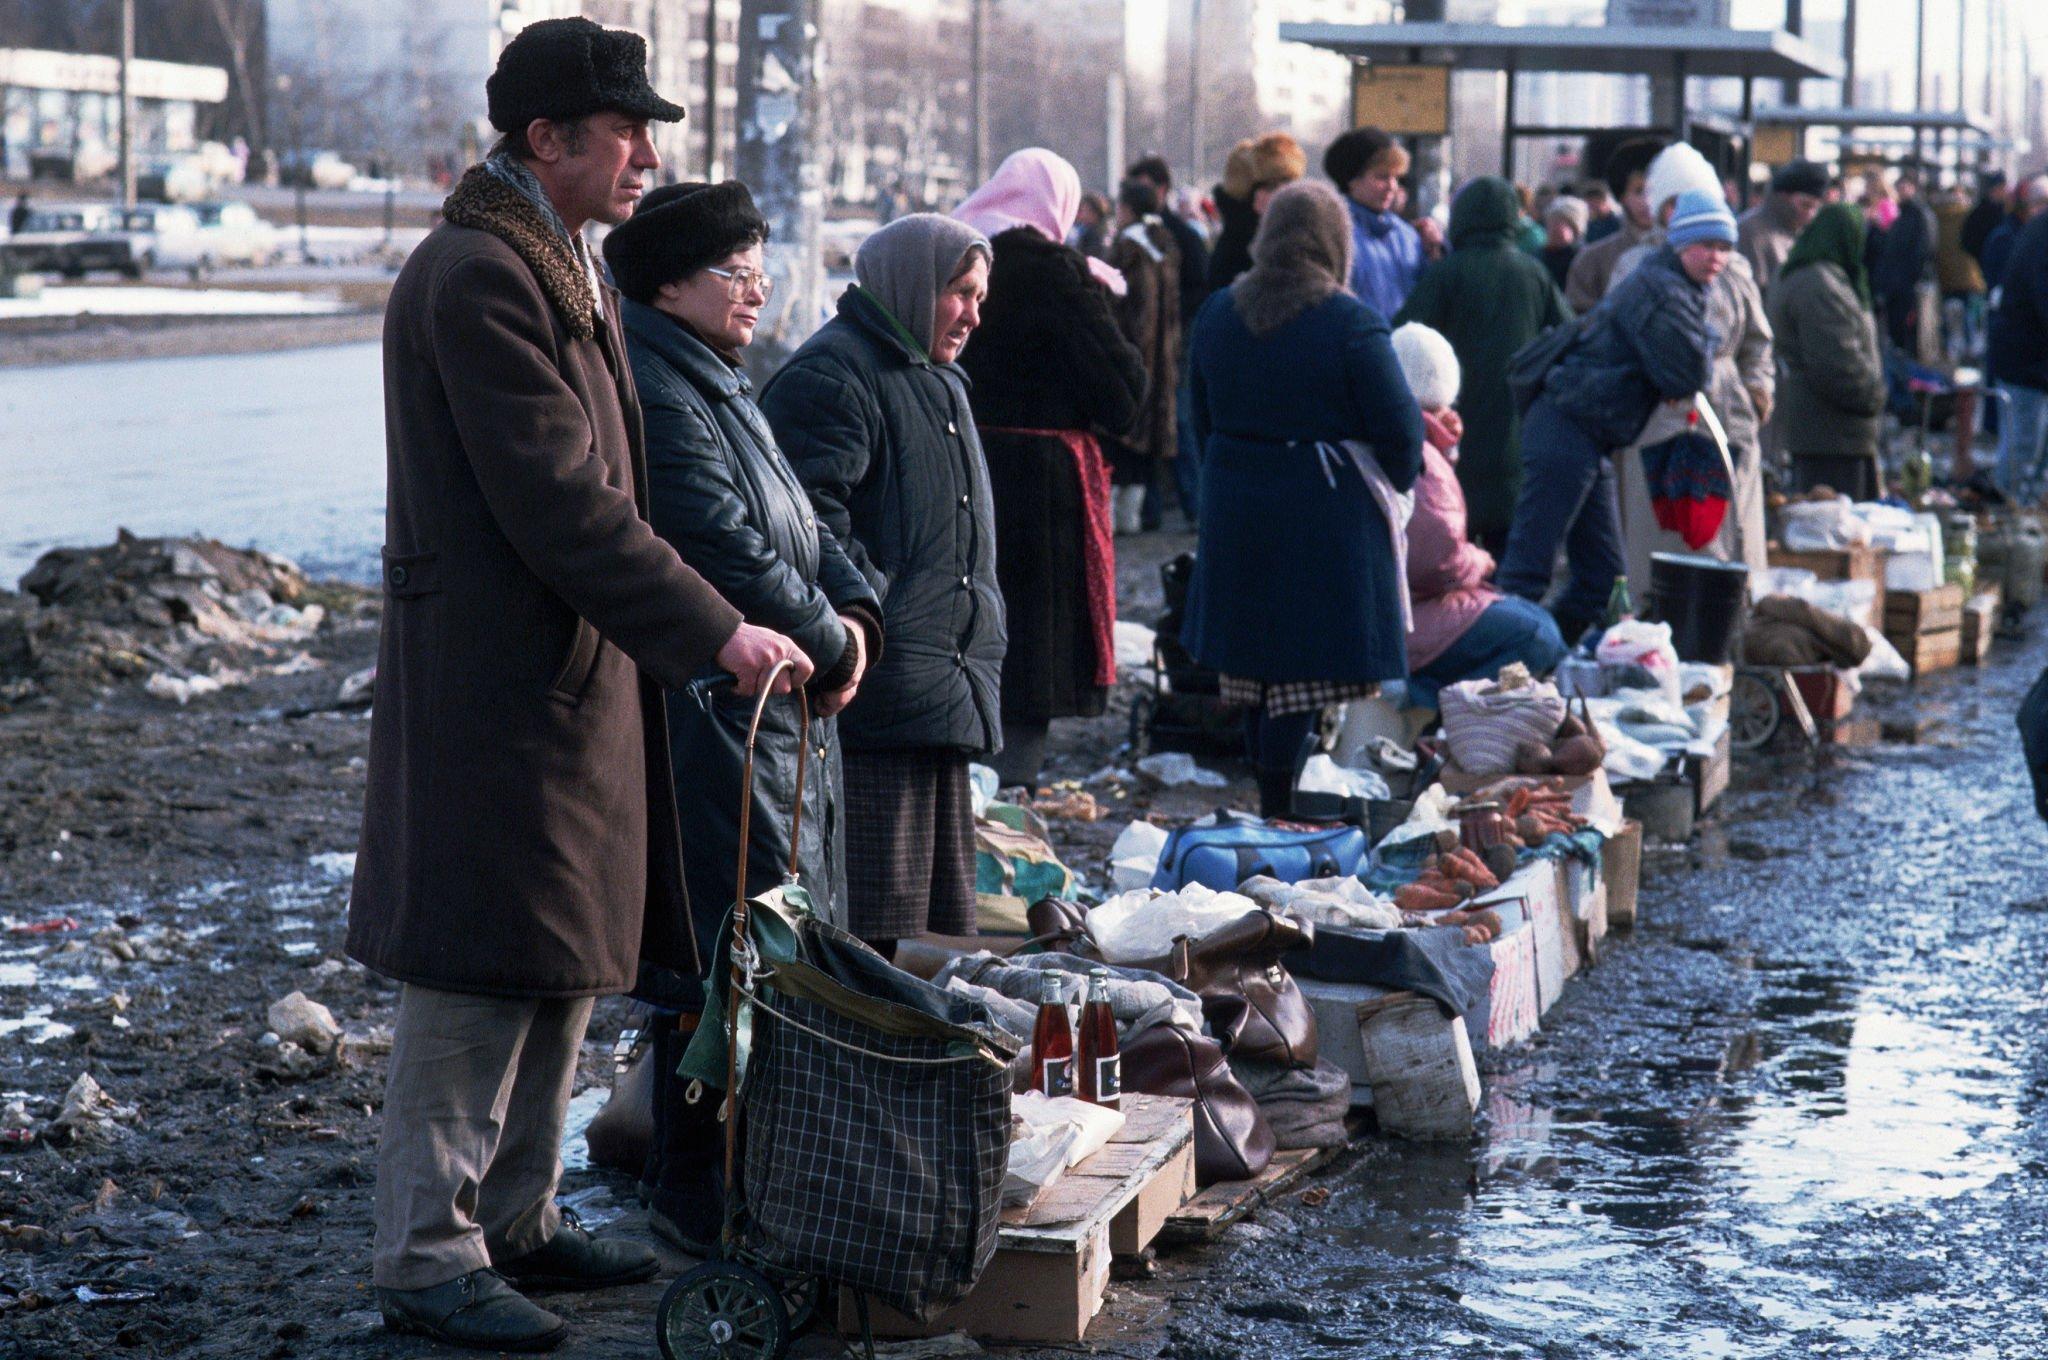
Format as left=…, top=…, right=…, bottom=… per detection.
left=842, top=748, right=978, bottom=942
left=1219, top=674, right=1379, bottom=718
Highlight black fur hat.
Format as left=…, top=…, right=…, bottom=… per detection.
left=487, top=17, right=685, bottom=134
left=602, top=181, right=770, bottom=305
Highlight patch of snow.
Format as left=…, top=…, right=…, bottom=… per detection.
left=0, top=285, right=348, bottom=319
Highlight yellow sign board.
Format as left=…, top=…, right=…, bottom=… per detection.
left=1351, top=64, right=1451, bottom=137
left=1753, top=123, right=1802, bottom=166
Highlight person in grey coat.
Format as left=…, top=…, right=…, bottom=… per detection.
left=602, top=178, right=882, bottom=1250
left=761, top=214, right=1004, bottom=955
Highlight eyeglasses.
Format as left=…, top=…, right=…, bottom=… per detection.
left=704, top=265, right=773, bottom=301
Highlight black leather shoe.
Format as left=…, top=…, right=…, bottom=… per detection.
left=378, top=1269, right=567, bottom=1352
left=498, top=1214, right=659, bottom=1292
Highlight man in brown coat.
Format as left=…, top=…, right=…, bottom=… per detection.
left=1104, top=175, right=1181, bottom=531
left=345, top=18, right=810, bottom=1351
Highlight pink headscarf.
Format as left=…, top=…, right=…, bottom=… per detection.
left=955, top=147, right=1127, bottom=297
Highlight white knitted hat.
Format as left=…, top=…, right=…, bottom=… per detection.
left=1644, top=143, right=1723, bottom=216
left=1392, top=322, right=1461, bottom=411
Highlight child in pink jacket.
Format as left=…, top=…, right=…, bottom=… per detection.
left=1393, top=323, right=1566, bottom=707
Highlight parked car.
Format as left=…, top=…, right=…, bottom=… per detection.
left=114, top=204, right=206, bottom=275
left=190, top=201, right=279, bottom=268
left=2, top=205, right=119, bottom=276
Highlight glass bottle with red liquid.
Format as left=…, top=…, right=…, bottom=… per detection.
left=1077, top=968, right=1121, bottom=1110
left=1030, top=971, right=1075, bottom=1097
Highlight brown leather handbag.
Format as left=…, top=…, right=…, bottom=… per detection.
left=1127, top=908, right=1319, bottom=1071
left=1122, top=1023, right=1276, bottom=1185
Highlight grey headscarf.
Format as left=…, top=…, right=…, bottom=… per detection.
left=854, top=213, right=992, bottom=356
left=1231, top=179, right=1355, bottom=338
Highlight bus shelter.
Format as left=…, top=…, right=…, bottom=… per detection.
left=1278, top=21, right=1843, bottom=185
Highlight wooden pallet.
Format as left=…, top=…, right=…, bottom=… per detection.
left=1158, top=1145, right=1339, bottom=1245
left=850, top=1094, right=1195, bottom=1344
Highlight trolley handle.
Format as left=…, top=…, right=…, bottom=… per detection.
left=719, top=659, right=812, bottom=917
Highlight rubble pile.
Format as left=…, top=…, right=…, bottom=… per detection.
left=0, top=530, right=366, bottom=704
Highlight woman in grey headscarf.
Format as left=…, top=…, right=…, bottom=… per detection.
left=1182, top=179, right=1424, bottom=815
left=760, top=214, right=1006, bottom=955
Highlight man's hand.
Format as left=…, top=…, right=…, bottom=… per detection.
left=1747, top=385, right=1774, bottom=425
left=716, top=623, right=813, bottom=696
left=816, top=615, right=868, bottom=717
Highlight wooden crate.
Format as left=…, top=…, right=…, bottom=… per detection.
left=1689, top=726, right=1732, bottom=816
left=851, top=1095, right=1194, bottom=1344
left=1883, top=583, right=1964, bottom=636
left=1961, top=588, right=2000, bottom=664
left=1603, top=819, right=1643, bottom=927
left=1160, top=1146, right=1338, bottom=1244
left=1768, top=543, right=1885, bottom=585
left=1892, top=628, right=1963, bottom=676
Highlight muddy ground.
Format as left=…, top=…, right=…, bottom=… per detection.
left=5, top=529, right=2045, bottom=1359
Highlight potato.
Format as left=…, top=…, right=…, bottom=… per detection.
left=1512, top=739, right=1554, bottom=775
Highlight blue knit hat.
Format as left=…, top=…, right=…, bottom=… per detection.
left=1666, top=189, right=1737, bottom=249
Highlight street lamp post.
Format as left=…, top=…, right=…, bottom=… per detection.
left=275, top=74, right=309, bottom=264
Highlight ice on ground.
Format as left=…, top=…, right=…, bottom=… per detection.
left=0, top=285, right=347, bottom=319
left=308, top=851, right=357, bottom=880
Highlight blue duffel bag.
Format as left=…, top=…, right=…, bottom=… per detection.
left=1151, top=809, right=1370, bottom=892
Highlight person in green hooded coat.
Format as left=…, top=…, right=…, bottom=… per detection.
left=1766, top=203, right=1886, bottom=499
left=1395, top=176, right=1571, bottom=554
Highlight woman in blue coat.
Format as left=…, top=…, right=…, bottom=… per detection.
left=1183, top=179, right=1424, bottom=815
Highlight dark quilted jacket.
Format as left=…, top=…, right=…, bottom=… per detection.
left=1543, top=244, right=1720, bottom=448
left=622, top=298, right=880, bottom=977
left=761, top=286, right=1007, bottom=756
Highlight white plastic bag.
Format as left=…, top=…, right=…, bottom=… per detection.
left=1781, top=496, right=1870, bottom=550
left=1377, top=782, right=1460, bottom=851
left=1135, top=752, right=1229, bottom=788
left=1855, top=626, right=1912, bottom=682
left=1086, top=883, right=1259, bottom=963
left=1595, top=619, right=1682, bottom=703
left=1108, top=820, right=1170, bottom=891
left=1002, top=1093, right=1127, bottom=1207
left=1295, top=754, right=1392, bottom=802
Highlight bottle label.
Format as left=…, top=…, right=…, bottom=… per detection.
left=1094, top=1055, right=1120, bottom=1104
left=1039, top=1056, right=1073, bottom=1098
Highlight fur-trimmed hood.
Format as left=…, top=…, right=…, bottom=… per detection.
left=442, top=165, right=599, bottom=340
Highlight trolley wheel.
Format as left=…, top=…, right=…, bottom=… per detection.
left=656, top=1260, right=792, bottom=1360
left=1729, top=671, right=1782, bottom=751
left=778, top=1273, right=817, bottom=1330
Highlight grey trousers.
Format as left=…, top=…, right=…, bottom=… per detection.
left=371, top=984, right=595, bottom=1291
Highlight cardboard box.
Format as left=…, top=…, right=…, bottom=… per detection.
left=1602, top=818, right=1643, bottom=926
left=1688, top=726, right=1731, bottom=816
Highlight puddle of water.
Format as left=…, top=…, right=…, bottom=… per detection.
left=1730, top=1001, right=2017, bottom=1217
left=559, top=1085, right=610, bottom=1173
left=0, top=1006, right=76, bottom=1043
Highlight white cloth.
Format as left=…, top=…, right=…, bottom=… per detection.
left=1323, top=440, right=1416, bottom=635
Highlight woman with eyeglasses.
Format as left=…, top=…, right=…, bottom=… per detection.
left=600, top=180, right=882, bottom=1252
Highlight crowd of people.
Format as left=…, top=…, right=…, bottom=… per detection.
left=338, top=16, right=2048, bottom=1353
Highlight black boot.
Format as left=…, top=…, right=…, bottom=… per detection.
left=379, top=1270, right=567, bottom=1352
left=1254, top=769, right=1296, bottom=819
left=639, top=1021, right=725, bottom=1256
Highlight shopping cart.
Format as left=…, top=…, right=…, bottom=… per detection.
left=654, top=660, right=1015, bottom=1359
